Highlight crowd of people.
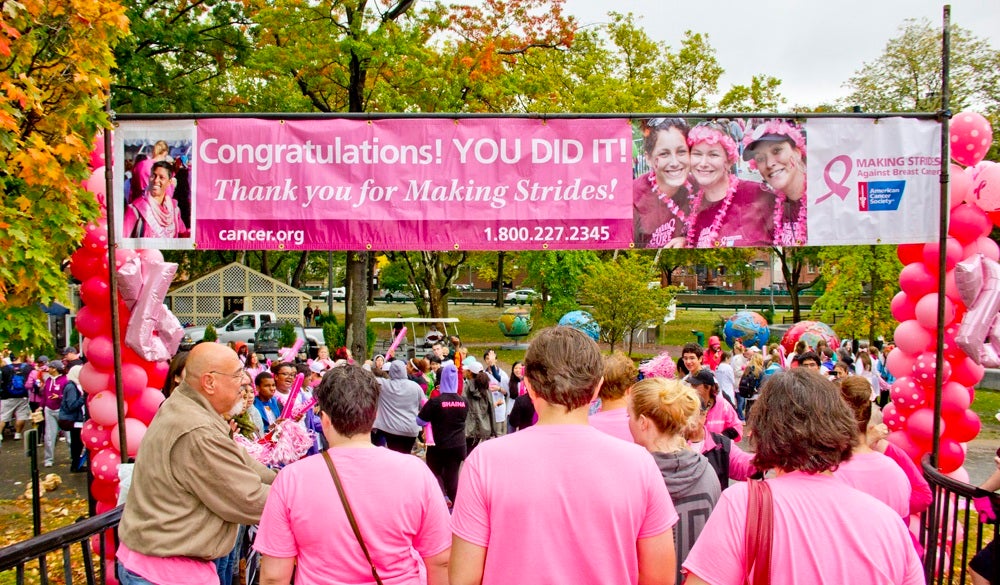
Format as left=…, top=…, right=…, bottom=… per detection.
left=0, top=329, right=955, bottom=584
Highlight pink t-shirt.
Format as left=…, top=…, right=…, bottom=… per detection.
left=451, top=424, right=677, bottom=585
left=117, top=542, right=216, bottom=585
left=881, top=441, right=932, bottom=516
left=254, top=447, right=451, bottom=584
left=706, top=398, right=743, bottom=441
left=683, top=472, right=923, bottom=585
left=588, top=407, right=634, bottom=442
left=833, top=451, right=912, bottom=518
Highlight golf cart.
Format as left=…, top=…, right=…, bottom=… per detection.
left=368, top=317, right=460, bottom=359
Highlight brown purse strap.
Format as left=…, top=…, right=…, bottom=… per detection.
left=744, top=479, right=773, bottom=585
left=321, top=450, right=383, bottom=585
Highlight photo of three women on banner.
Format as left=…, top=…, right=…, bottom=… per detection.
left=633, top=117, right=807, bottom=249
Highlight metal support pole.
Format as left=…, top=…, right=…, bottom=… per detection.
left=102, top=104, right=129, bottom=464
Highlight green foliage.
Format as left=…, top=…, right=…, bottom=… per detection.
left=279, top=321, right=297, bottom=348
left=664, top=31, right=724, bottom=112
left=718, top=75, right=785, bottom=112
left=581, top=254, right=673, bottom=354
left=842, top=18, right=1000, bottom=114
left=322, top=316, right=346, bottom=349
left=520, top=250, right=599, bottom=320
left=204, top=324, right=218, bottom=343
left=812, top=245, right=901, bottom=343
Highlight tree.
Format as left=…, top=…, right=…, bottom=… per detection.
left=842, top=18, right=1000, bottom=115
left=386, top=251, right=468, bottom=319
left=520, top=250, right=599, bottom=319
left=718, top=75, right=785, bottom=112
left=111, top=0, right=258, bottom=112
left=772, top=247, right=823, bottom=322
left=582, top=254, right=672, bottom=354
left=0, top=0, right=127, bottom=350
left=663, top=31, right=723, bottom=112
left=812, top=245, right=901, bottom=344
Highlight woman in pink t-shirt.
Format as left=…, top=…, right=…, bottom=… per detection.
left=255, top=365, right=451, bottom=585
left=683, top=369, right=924, bottom=585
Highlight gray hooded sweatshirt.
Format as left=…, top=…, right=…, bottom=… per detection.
left=373, top=360, right=423, bottom=437
left=652, top=450, right=721, bottom=583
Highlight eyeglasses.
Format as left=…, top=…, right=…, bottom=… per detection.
left=695, top=119, right=734, bottom=136
left=210, top=368, right=244, bottom=381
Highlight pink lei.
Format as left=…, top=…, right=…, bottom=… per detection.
left=646, top=171, right=694, bottom=248
left=686, top=175, right=740, bottom=248
left=772, top=187, right=808, bottom=246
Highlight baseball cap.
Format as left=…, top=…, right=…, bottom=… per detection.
left=37, top=355, right=49, bottom=364
left=748, top=346, right=762, bottom=353
left=464, top=358, right=484, bottom=375
left=688, top=369, right=716, bottom=387
left=48, top=360, right=64, bottom=372
left=61, top=346, right=78, bottom=356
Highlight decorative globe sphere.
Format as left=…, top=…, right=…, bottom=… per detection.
left=558, top=310, right=600, bottom=342
left=498, top=307, right=532, bottom=338
left=723, top=311, right=770, bottom=349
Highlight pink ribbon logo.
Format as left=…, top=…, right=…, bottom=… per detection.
left=816, top=154, right=853, bottom=204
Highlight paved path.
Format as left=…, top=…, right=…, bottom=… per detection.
left=0, top=431, right=89, bottom=501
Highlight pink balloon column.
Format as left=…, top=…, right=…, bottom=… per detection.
left=885, top=111, right=995, bottom=473
left=72, top=134, right=174, bottom=554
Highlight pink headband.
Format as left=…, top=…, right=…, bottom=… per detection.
left=743, top=120, right=806, bottom=170
left=688, top=125, right=739, bottom=163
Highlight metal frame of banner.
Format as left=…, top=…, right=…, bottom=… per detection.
left=112, top=111, right=941, bottom=121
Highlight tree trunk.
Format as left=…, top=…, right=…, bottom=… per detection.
left=495, top=251, right=505, bottom=308
left=367, top=252, right=376, bottom=306
left=290, top=251, right=310, bottom=289
left=260, top=250, right=271, bottom=276
left=346, top=252, right=368, bottom=359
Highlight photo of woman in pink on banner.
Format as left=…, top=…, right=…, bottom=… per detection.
left=633, top=117, right=808, bottom=249
left=113, top=120, right=198, bottom=249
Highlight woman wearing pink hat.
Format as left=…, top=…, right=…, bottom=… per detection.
left=633, top=118, right=694, bottom=248
left=682, top=120, right=771, bottom=248
left=742, top=119, right=808, bottom=246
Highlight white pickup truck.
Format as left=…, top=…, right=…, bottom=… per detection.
left=180, top=311, right=277, bottom=351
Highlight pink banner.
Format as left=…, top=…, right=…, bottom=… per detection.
left=193, top=118, right=633, bottom=250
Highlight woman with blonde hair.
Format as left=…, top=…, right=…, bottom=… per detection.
left=629, top=377, right=720, bottom=584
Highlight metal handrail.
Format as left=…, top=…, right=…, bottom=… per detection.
left=0, top=505, right=122, bottom=583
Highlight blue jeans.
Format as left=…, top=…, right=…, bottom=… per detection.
left=117, top=564, right=157, bottom=585
left=736, top=395, right=747, bottom=421
left=215, top=525, right=244, bottom=585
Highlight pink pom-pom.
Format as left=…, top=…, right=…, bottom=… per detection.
left=639, top=352, right=678, bottom=379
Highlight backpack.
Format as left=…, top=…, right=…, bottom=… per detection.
left=8, top=364, right=30, bottom=397
left=738, top=368, right=761, bottom=399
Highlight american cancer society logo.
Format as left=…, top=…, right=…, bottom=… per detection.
left=858, top=181, right=905, bottom=212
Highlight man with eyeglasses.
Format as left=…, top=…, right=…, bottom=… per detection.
left=118, top=342, right=276, bottom=585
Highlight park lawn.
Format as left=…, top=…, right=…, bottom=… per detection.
left=973, top=387, right=1000, bottom=440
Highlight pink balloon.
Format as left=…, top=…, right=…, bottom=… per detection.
left=971, top=161, right=1000, bottom=213
left=890, top=376, right=928, bottom=413
left=114, top=248, right=139, bottom=271
left=887, top=430, right=923, bottom=464
left=110, top=418, right=148, bottom=458
left=85, top=336, right=115, bottom=370
left=912, top=351, right=952, bottom=385
left=120, top=362, right=149, bottom=401
left=70, top=248, right=103, bottom=282
left=78, top=362, right=111, bottom=395
left=942, top=325, right=965, bottom=361
left=963, top=235, right=1000, bottom=263
left=84, top=167, right=107, bottom=209
left=82, top=218, right=109, bottom=253
left=950, top=356, right=986, bottom=387
left=890, top=291, right=917, bottom=322
left=89, top=478, right=118, bottom=503
left=130, top=387, right=165, bottom=425
left=75, top=305, right=110, bottom=340
left=81, top=420, right=113, bottom=451
left=899, top=263, right=937, bottom=299
left=944, top=408, right=981, bottom=443
left=922, top=238, right=965, bottom=273
left=893, top=320, right=934, bottom=355
left=906, top=408, right=943, bottom=445
left=949, top=203, right=992, bottom=243
left=951, top=163, right=974, bottom=206
left=897, top=243, right=925, bottom=265
left=950, top=111, right=993, bottom=167
left=940, top=380, right=972, bottom=415
left=80, top=277, right=111, bottom=309
left=886, top=348, right=917, bottom=380
left=937, top=438, right=966, bottom=473
left=944, top=269, right=962, bottom=303
left=88, top=391, right=125, bottom=427
left=91, top=448, right=122, bottom=483
left=914, top=293, right=956, bottom=329
left=143, top=360, right=169, bottom=390
left=882, top=402, right=903, bottom=431
left=136, top=249, right=164, bottom=264
left=90, top=130, right=111, bottom=170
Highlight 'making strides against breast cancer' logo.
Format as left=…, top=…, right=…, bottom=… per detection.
left=819, top=153, right=909, bottom=212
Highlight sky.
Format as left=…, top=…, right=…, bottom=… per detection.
left=563, top=0, right=1000, bottom=109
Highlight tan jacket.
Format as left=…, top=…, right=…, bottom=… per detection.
left=119, top=382, right=276, bottom=560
